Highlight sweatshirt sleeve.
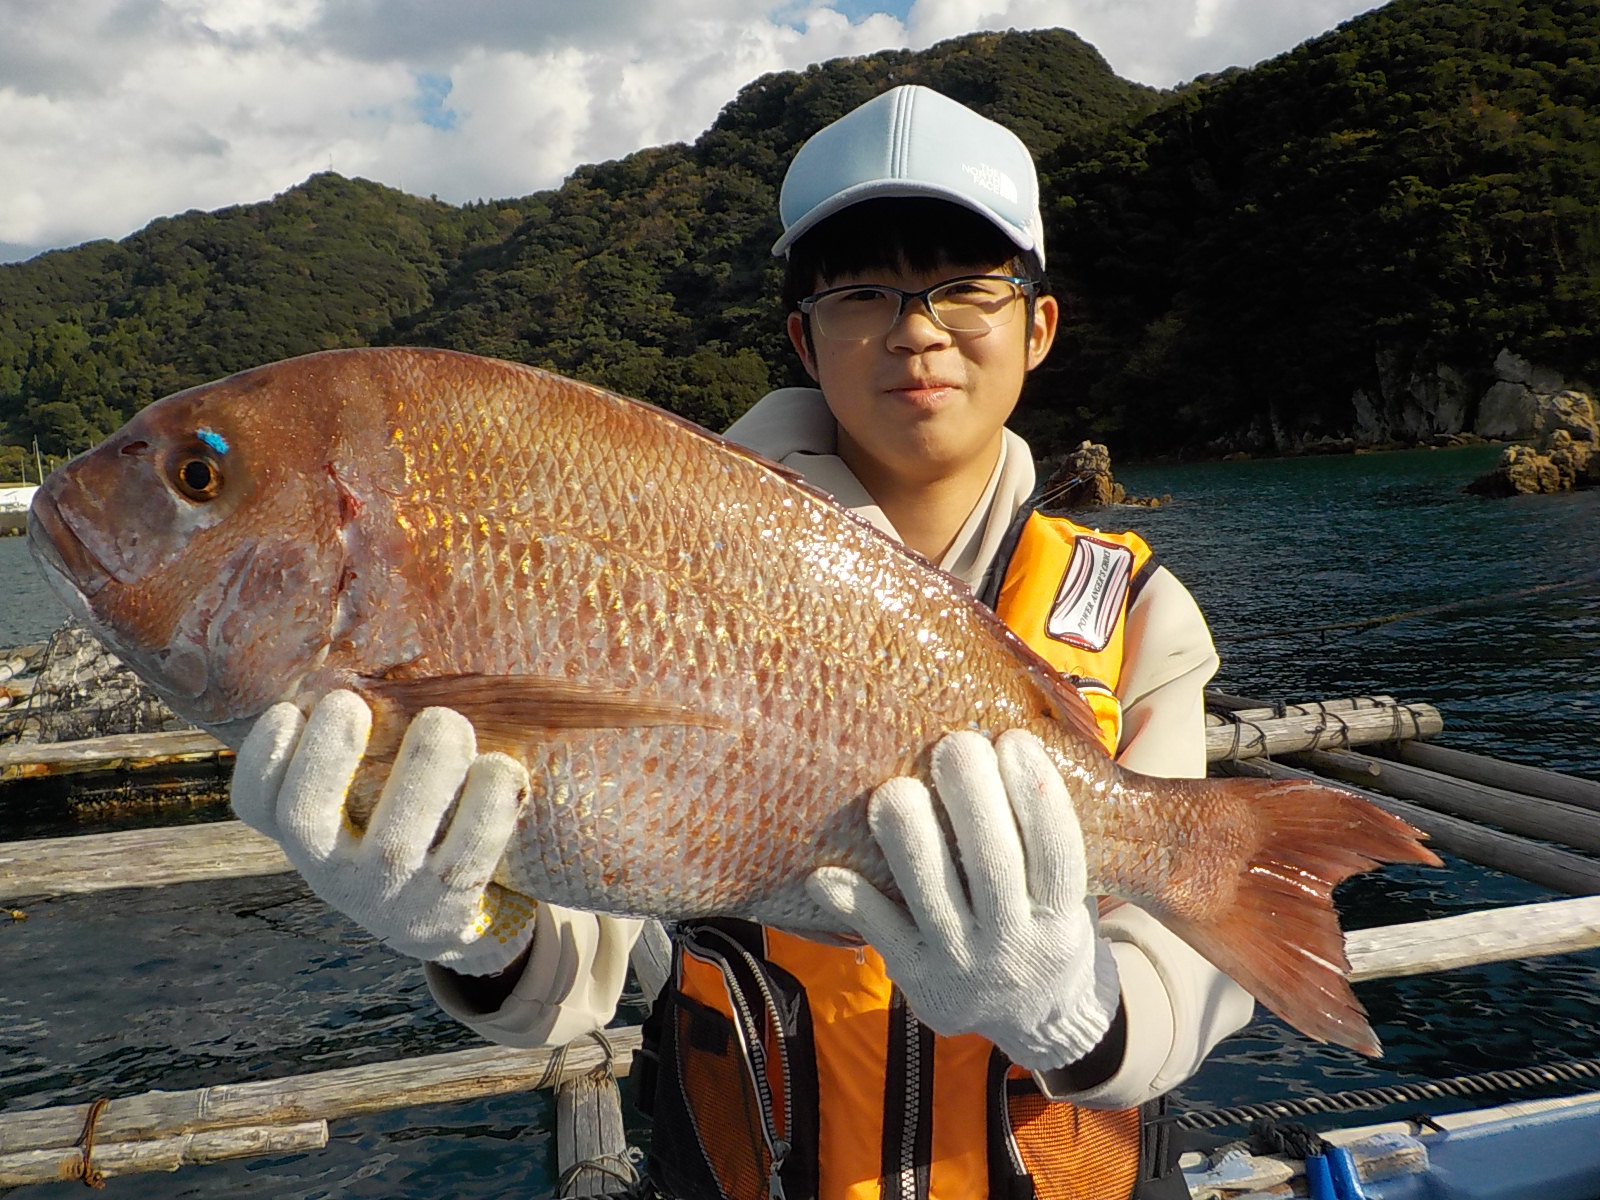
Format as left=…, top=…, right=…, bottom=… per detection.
left=1035, top=564, right=1256, bottom=1109
left=425, top=903, right=643, bottom=1049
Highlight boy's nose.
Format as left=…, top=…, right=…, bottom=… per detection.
left=887, top=298, right=952, bottom=350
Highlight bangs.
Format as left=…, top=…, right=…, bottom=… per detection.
left=782, top=198, right=1029, bottom=311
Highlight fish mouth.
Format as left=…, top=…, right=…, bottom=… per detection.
left=27, top=488, right=112, bottom=604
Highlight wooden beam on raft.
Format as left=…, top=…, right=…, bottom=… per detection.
left=0, top=695, right=1434, bottom=787
left=0, top=1122, right=328, bottom=1189
left=1285, top=748, right=1600, bottom=857
left=557, top=1073, right=636, bottom=1197
left=0, top=729, right=231, bottom=783
left=1204, top=698, right=1441, bottom=762
left=0, top=1028, right=641, bottom=1165
left=1217, top=757, right=1600, bottom=896
left=1367, top=739, right=1600, bottom=815
left=1346, top=894, right=1600, bottom=982
left=0, top=822, right=290, bottom=903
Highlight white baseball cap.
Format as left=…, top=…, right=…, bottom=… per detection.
left=771, top=84, right=1046, bottom=276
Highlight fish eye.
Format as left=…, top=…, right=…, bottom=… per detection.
left=169, top=451, right=224, bottom=502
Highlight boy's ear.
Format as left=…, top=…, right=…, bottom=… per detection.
left=787, top=311, right=820, bottom=381
left=1026, top=294, right=1059, bottom=372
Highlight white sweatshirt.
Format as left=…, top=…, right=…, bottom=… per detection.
left=427, top=388, right=1254, bottom=1109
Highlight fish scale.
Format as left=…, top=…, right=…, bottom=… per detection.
left=27, top=345, right=1440, bottom=1055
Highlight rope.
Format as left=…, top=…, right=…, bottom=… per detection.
left=62, top=1097, right=109, bottom=1189
left=535, top=1028, right=620, bottom=1091
left=556, top=1146, right=645, bottom=1197
left=1174, top=1056, right=1600, bottom=1131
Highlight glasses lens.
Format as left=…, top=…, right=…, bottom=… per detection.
left=810, top=287, right=901, bottom=340
left=806, top=277, right=1029, bottom=339
left=928, top=277, right=1025, bottom=331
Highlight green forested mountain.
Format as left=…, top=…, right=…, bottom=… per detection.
left=3, top=1, right=1598, bottom=466
left=0, top=176, right=540, bottom=465
left=1033, top=0, right=1600, bottom=454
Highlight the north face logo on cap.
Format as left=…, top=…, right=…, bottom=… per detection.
left=961, top=161, right=1019, bottom=204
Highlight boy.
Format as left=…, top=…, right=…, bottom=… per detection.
left=232, top=85, right=1252, bottom=1198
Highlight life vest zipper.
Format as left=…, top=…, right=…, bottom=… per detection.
left=695, top=925, right=795, bottom=1200
left=882, top=990, right=932, bottom=1200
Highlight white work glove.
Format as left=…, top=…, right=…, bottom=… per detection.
left=230, top=690, right=537, bottom=976
left=806, top=729, right=1121, bottom=1071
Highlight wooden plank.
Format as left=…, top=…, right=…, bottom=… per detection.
left=1287, top=747, right=1600, bottom=855
left=556, top=1074, right=634, bottom=1197
left=1205, top=701, right=1442, bottom=762
left=0, top=1121, right=327, bottom=1189
left=0, top=822, right=291, bottom=902
left=1370, top=739, right=1600, bottom=814
left=0, top=729, right=231, bottom=782
left=0, top=1029, right=641, bottom=1154
left=1347, top=894, right=1600, bottom=982
left=1217, top=757, right=1600, bottom=896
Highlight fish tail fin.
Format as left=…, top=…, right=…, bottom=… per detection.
left=1157, top=777, right=1441, bottom=1057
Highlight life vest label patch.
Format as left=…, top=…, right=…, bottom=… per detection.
left=1046, top=536, right=1134, bottom=652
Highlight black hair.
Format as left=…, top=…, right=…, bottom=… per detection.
left=780, top=197, right=1038, bottom=313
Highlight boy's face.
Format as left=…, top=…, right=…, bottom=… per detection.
left=786, top=259, right=1057, bottom=494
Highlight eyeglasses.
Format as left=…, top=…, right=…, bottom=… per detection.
left=798, top=274, right=1038, bottom=341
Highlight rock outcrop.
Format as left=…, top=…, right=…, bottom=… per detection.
left=1465, top=425, right=1600, bottom=498
left=1475, top=349, right=1596, bottom=443
left=1037, top=441, right=1169, bottom=509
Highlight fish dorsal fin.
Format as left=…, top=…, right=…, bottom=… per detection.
left=1039, top=670, right=1113, bottom=751
left=359, top=673, right=728, bottom=756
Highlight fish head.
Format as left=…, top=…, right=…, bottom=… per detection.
left=26, top=357, right=364, bottom=744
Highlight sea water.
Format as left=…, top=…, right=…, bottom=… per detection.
left=1, top=445, right=1597, bottom=1196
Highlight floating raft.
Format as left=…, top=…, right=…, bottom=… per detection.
left=1208, top=693, right=1600, bottom=897
left=2, top=899, right=1598, bottom=1189
left=3, top=687, right=1599, bottom=1192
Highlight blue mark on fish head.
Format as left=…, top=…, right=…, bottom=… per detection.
left=197, top=428, right=229, bottom=455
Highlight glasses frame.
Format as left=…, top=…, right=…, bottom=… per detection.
left=798, top=274, right=1040, bottom=341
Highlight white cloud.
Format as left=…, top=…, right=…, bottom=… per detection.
left=0, top=0, right=1389, bottom=263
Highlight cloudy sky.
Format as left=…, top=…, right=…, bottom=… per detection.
left=0, top=0, right=1388, bottom=264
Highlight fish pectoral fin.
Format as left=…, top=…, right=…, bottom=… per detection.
left=360, top=673, right=729, bottom=751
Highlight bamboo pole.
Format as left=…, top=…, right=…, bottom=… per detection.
left=0, top=1121, right=328, bottom=1189
left=1204, top=700, right=1442, bottom=762
left=1217, top=757, right=1600, bottom=896
left=1286, top=748, right=1600, bottom=856
left=0, top=822, right=291, bottom=903
left=1369, top=739, right=1600, bottom=814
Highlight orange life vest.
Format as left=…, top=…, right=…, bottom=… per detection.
left=633, top=510, right=1166, bottom=1200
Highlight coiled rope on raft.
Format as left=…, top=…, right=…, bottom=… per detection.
left=1173, top=1056, right=1600, bottom=1131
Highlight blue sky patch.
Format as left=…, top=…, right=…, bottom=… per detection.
left=828, top=0, right=912, bottom=19
left=775, top=1, right=912, bottom=30
left=413, top=73, right=459, bottom=131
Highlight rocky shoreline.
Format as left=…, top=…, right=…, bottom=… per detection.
left=1174, top=347, right=1598, bottom=498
